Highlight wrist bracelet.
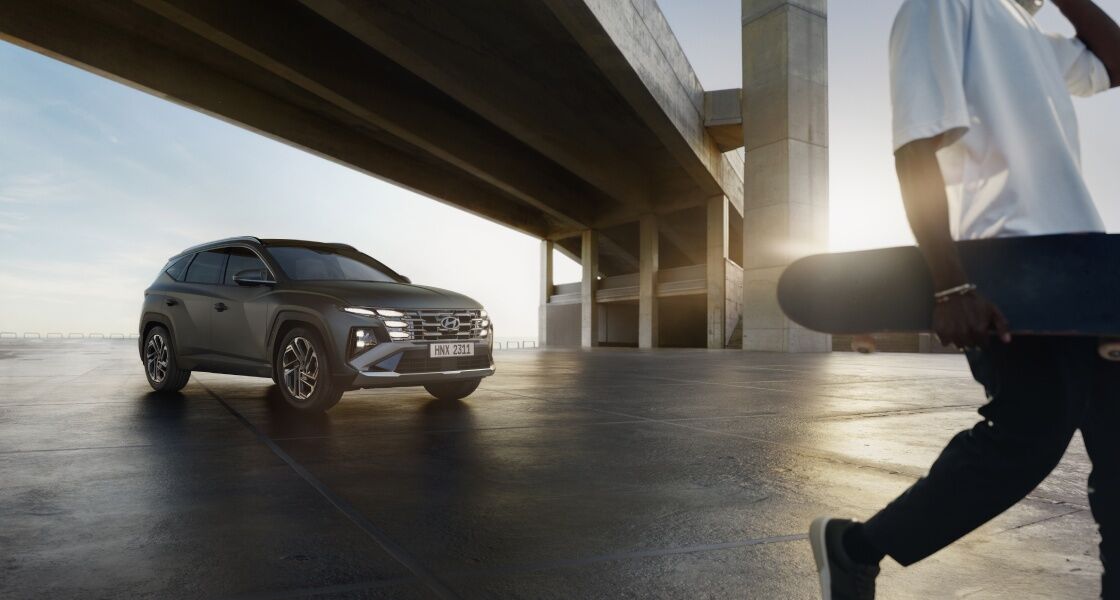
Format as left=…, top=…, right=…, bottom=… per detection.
left=934, top=283, right=977, bottom=303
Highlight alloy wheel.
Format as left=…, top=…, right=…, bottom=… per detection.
left=281, top=336, right=318, bottom=401
left=145, top=333, right=169, bottom=383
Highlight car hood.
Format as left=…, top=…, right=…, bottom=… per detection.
left=303, top=281, right=483, bottom=310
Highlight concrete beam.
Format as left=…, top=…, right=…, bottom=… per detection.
left=638, top=215, right=659, bottom=349
left=539, top=239, right=554, bottom=347
left=130, top=0, right=606, bottom=234
left=704, top=89, right=744, bottom=152
left=544, top=0, right=744, bottom=212
left=297, top=0, right=651, bottom=208
left=0, top=0, right=554, bottom=238
left=741, top=0, right=830, bottom=353
left=707, top=196, right=729, bottom=350
left=581, top=230, right=600, bottom=348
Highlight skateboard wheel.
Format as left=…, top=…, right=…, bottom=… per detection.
left=1099, top=340, right=1120, bottom=362
left=851, top=335, right=876, bottom=354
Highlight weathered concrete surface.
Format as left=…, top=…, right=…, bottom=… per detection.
left=0, top=341, right=1102, bottom=598
left=0, top=0, right=740, bottom=241
left=741, top=0, right=830, bottom=353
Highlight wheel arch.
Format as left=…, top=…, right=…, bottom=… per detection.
left=139, top=312, right=175, bottom=360
left=267, top=311, right=343, bottom=376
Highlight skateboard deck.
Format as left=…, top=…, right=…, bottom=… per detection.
left=777, top=233, right=1120, bottom=343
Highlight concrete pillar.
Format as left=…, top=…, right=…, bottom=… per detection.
left=638, top=214, right=659, bottom=349
left=539, top=239, right=553, bottom=347
left=580, top=230, right=599, bottom=348
left=707, top=196, right=729, bottom=350
left=741, top=0, right=830, bottom=352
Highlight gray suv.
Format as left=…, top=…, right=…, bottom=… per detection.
left=138, top=237, right=494, bottom=411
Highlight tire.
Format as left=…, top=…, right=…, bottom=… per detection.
left=424, top=378, right=482, bottom=401
left=143, top=326, right=191, bottom=392
left=274, top=327, right=342, bottom=412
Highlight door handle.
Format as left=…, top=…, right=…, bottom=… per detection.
left=165, top=299, right=178, bottom=307
left=213, top=302, right=229, bottom=312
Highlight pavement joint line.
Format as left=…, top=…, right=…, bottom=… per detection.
left=994, top=507, right=1087, bottom=534
left=266, top=410, right=784, bottom=443
left=571, top=403, right=1089, bottom=511
left=198, top=382, right=461, bottom=600
left=443, top=533, right=810, bottom=579
left=272, top=533, right=811, bottom=596
left=222, top=575, right=417, bottom=600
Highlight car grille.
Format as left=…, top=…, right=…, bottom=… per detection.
left=403, top=309, right=485, bottom=341
left=395, top=350, right=491, bottom=374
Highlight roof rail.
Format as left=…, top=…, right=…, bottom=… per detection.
left=175, top=236, right=262, bottom=257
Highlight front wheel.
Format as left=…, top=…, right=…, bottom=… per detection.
left=143, top=326, right=191, bottom=392
left=424, top=378, right=481, bottom=401
left=275, top=328, right=343, bottom=412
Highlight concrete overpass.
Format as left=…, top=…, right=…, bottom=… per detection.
left=0, top=0, right=829, bottom=352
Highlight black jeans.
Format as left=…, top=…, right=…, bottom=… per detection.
left=863, top=336, right=1116, bottom=598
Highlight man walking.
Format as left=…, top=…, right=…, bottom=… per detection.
left=809, top=0, right=1120, bottom=598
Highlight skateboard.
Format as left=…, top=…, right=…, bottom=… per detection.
left=776, top=233, right=1120, bottom=360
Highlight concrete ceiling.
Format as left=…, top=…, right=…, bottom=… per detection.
left=0, top=0, right=743, bottom=244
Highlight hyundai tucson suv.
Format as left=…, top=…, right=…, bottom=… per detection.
left=138, top=237, right=494, bottom=411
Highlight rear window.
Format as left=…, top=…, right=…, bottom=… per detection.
left=184, top=249, right=227, bottom=284
left=164, top=255, right=192, bottom=281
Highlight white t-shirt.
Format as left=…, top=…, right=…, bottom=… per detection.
left=890, top=0, right=1111, bottom=240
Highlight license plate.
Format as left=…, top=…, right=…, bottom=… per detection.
left=430, top=342, right=474, bottom=358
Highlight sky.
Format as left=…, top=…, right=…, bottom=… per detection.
left=1, top=0, right=1118, bottom=338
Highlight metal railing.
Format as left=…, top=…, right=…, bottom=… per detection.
left=2, top=331, right=541, bottom=348
left=0, top=332, right=140, bottom=340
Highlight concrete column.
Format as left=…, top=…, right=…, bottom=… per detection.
left=707, top=196, right=729, bottom=349
left=539, top=239, right=553, bottom=347
left=741, top=0, right=830, bottom=352
left=580, top=230, right=599, bottom=348
left=638, top=214, right=659, bottom=349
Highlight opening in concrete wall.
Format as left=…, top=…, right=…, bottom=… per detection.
left=657, top=295, right=707, bottom=348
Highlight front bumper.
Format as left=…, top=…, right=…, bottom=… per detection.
left=345, top=338, right=495, bottom=389
left=350, top=365, right=495, bottom=389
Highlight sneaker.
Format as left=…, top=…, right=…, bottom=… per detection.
left=809, top=517, right=880, bottom=600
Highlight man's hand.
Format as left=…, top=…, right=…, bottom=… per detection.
left=895, top=137, right=1013, bottom=349
left=1052, top=0, right=1120, bottom=87
left=932, top=293, right=1012, bottom=349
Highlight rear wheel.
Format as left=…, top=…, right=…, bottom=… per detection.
left=275, top=327, right=342, bottom=412
left=143, top=326, right=191, bottom=392
left=424, top=378, right=481, bottom=401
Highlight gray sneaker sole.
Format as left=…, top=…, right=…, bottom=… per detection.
left=809, top=517, right=833, bottom=600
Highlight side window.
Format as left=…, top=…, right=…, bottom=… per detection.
left=164, top=255, right=192, bottom=281
left=184, top=249, right=227, bottom=284
left=224, top=247, right=270, bottom=285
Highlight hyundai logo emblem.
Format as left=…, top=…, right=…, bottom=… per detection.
left=440, top=316, right=460, bottom=331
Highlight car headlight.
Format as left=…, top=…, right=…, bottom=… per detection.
left=342, top=307, right=377, bottom=317
left=376, top=309, right=406, bottom=318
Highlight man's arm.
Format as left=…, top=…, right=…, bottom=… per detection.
left=1053, top=0, right=1120, bottom=87
left=895, top=138, right=1011, bottom=348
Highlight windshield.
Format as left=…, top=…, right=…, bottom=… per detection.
left=267, top=245, right=402, bottom=283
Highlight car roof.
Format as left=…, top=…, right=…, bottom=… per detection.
left=173, top=237, right=360, bottom=259
left=259, top=238, right=357, bottom=251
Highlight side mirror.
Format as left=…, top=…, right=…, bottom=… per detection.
left=400, top=275, right=412, bottom=284
left=233, top=269, right=274, bottom=286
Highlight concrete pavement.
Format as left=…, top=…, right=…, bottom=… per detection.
left=0, top=341, right=1102, bottom=598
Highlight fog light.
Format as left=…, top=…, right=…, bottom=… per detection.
left=349, top=328, right=376, bottom=358
left=389, top=331, right=409, bottom=340
left=480, top=319, right=490, bottom=328
left=480, top=330, right=489, bottom=337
